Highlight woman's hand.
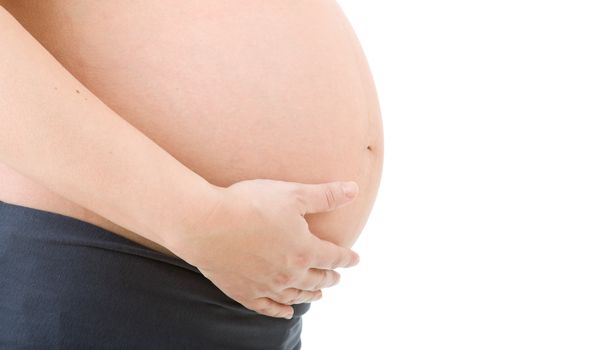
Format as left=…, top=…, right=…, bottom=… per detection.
left=163, top=178, right=360, bottom=319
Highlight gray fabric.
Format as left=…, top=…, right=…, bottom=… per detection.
left=0, top=200, right=308, bottom=349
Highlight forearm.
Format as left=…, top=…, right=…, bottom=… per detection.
left=0, top=7, right=220, bottom=247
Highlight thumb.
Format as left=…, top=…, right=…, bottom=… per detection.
left=297, top=181, right=359, bottom=215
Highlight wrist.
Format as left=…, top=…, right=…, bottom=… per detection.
left=156, top=175, right=228, bottom=255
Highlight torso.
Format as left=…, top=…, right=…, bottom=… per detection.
left=0, top=0, right=383, bottom=257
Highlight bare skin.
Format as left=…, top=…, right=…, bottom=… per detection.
left=171, top=178, right=362, bottom=318
left=0, top=0, right=384, bottom=319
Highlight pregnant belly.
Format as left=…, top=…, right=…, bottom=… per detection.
left=0, top=0, right=384, bottom=255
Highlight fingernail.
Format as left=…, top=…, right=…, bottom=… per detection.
left=342, top=182, right=357, bottom=198
left=285, top=313, right=293, bottom=320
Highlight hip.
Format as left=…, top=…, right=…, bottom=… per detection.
left=0, top=200, right=308, bottom=350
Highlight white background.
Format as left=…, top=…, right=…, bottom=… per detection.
left=303, top=1, right=598, bottom=349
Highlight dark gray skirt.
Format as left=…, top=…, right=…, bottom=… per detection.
left=0, top=200, right=309, bottom=350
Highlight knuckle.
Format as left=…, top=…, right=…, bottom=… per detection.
left=253, top=298, right=267, bottom=308
left=248, top=304, right=264, bottom=314
left=329, top=254, right=342, bottom=269
left=305, top=292, right=317, bottom=303
left=275, top=309, right=289, bottom=318
left=320, top=271, right=340, bottom=289
left=323, top=187, right=336, bottom=209
left=257, top=307, right=272, bottom=316
left=279, top=289, right=303, bottom=305
left=280, top=295, right=295, bottom=305
left=286, top=273, right=298, bottom=286
left=254, top=284, right=270, bottom=296
left=253, top=300, right=272, bottom=315
left=289, top=185, right=310, bottom=215
left=314, top=272, right=328, bottom=290
left=289, top=183, right=303, bottom=196
left=274, top=272, right=291, bottom=287
left=291, top=186, right=306, bottom=203
left=288, top=289, right=303, bottom=304
left=291, top=251, right=313, bottom=270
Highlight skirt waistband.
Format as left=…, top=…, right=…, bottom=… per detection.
left=0, top=199, right=308, bottom=350
left=0, top=199, right=198, bottom=273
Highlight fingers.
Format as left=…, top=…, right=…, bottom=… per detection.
left=293, top=268, right=341, bottom=291
left=308, top=235, right=360, bottom=269
left=271, top=288, right=323, bottom=305
left=295, top=181, right=359, bottom=215
left=246, top=297, right=295, bottom=320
